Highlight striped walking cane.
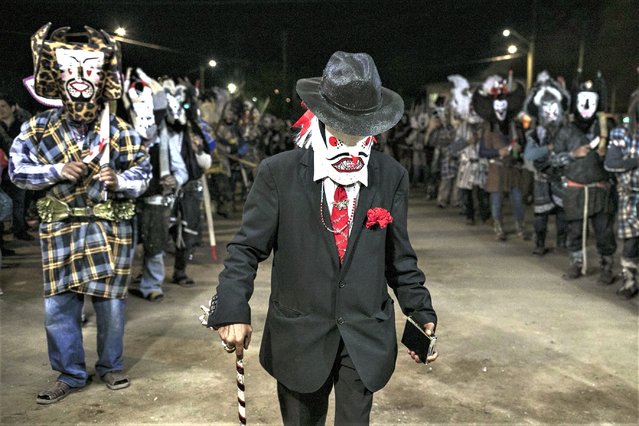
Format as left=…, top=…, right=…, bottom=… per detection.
left=200, top=297, right=246, bottom=424
left=236, top=356, right=246, bottom=425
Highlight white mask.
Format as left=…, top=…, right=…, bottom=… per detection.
left=576, top=91, right=599, bottom=120
left=540, top=99, right=561, bottom=127
left=127, top=83, right=155, bottom=139
left=493, top=99, right=508, bottom=121
left=311, top=123, right=373, bottom=186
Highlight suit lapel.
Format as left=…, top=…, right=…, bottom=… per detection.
left=339, top=156, right=378, bottom=277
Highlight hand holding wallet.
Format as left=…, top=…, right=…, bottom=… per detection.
left=401, top=316, right=437, bottom=364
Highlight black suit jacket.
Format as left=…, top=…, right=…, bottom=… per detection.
left=208, top=148, right=437, bottom=393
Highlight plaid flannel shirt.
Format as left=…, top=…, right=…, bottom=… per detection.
left=9, top=108, right=151, bottom=298
left=606, top=126, right=639, bottom=239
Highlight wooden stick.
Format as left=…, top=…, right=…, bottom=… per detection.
left=200, top=175, right=218, bottom=262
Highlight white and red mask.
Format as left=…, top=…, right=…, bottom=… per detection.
left=294, top=111, right=373, bottom=186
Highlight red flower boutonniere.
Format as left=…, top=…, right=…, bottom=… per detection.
left=366, top=207, right=393, bottom=229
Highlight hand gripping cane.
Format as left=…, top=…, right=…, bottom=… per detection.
left=199, top=296, right=246, bottom=425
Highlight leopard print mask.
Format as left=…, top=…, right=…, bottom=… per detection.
left=31, top=23, right=122, bottom=123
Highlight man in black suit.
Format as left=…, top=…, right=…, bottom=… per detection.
left=206, top=51, right=438, bottom=425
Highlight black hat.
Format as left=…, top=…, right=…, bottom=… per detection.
left=296, top=51, right=404, bottom=136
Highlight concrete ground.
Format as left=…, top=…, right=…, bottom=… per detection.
left=1, top=188, right=637, bottom=425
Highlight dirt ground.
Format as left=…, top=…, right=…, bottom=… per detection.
left=1, top=189, right=637, bottom=425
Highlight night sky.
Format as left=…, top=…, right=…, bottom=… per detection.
left=1, top=0, right=637, bottom=117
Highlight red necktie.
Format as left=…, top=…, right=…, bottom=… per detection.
left=331, top=185, right=349, bottom=264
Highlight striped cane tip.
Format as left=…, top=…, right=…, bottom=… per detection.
left=211, top=245, right=218, bottom=262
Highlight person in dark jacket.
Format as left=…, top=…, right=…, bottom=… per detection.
left=203, top=51, right=438, bottom=425
left=549, top=77, right=616, bottom=283
left=522, top=72, right=570, bottom=255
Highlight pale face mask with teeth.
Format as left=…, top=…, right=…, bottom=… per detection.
left=493, top=99, right=508, bottom=122
left=312, top=125, right=374, bottom=186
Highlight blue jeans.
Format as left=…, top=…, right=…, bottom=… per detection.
left=490, top=188, right=524, bottom=223
left=140, top=251, right=165, bottom=296
left=44, top=292, right=126, bottom=388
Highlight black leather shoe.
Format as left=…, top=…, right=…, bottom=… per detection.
left=1, top=247, right=16, bottom=256
left=15, top=232, right=35, bottom=241
left=617, top=284, right=638, bottom=299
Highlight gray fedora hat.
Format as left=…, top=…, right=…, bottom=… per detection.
left=296, top=51, right=404, bottom=136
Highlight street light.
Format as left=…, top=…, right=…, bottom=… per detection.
left=199, top=59, right=218, bottom=91
left=114, top=27, right=127, bottom=37
left=503, top=27, right=535, bottom=90
left=227, top=83, right=238, bottom=94
left=507, top=44, right=518, bottom=54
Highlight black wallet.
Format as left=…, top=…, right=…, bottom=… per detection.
left=400, top=316, right=437, bottom=364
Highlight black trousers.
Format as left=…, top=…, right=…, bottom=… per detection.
left=566, top=209, right=617, bottom=256
left=277, top=340, right=373, bottom=426
left=171, top=182, right=202, bottom=273
left=533, top=206, right=567, bottom=243
left=622, top=236, right=639, bottom=259
left=460, top=187, right=490, bottom=221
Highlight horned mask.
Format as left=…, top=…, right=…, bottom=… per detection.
left=30, top=22, right=122, bottom=122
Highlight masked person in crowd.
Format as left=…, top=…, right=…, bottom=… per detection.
left=165, top=78, right=210, bottom=287
left=9, top=23, right=150, bottom=403
left=123, top=69, right=188, bottom=301
left=523, top=71, right=569, bottom=256
left=474, top=74, right=528, bottom=241
left=604, top=83, right=639, bottom=298
left=203, top=51, right=438, bottom=425
left=429, top=97, right=458, bottom=209
left=215, top=101, right=246, bottom=213
left=549, top=73, right=616, bottom=282
left=448, top=74, right=489, bottom=225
